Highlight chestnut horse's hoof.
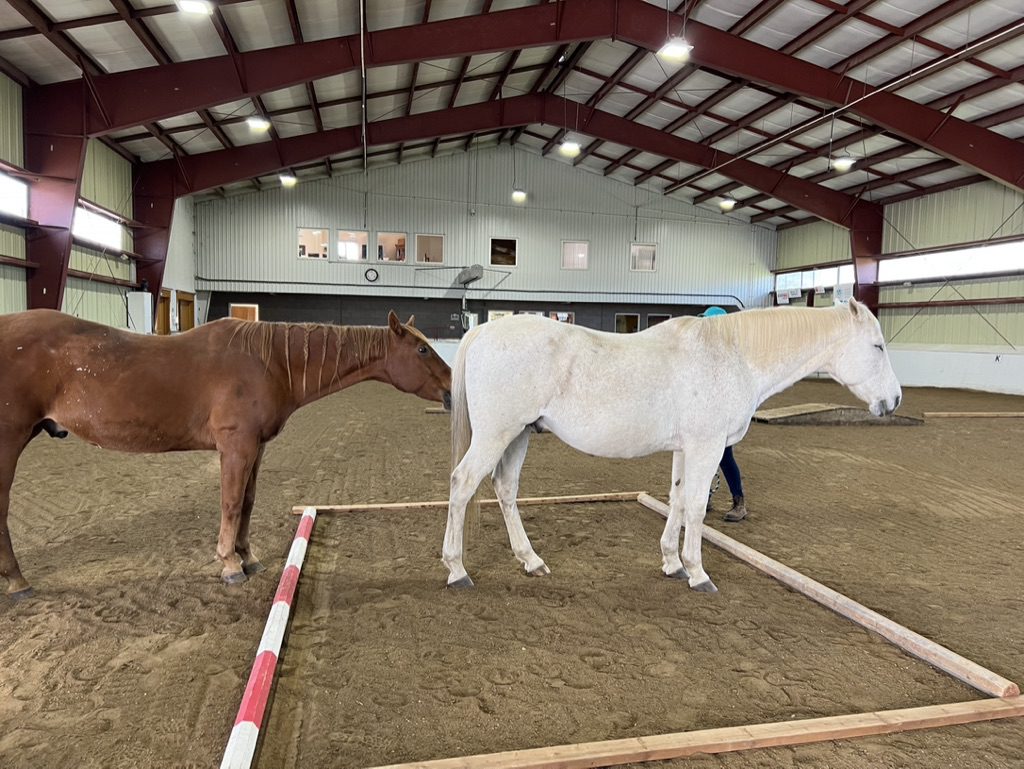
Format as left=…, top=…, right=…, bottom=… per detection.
left=242, top=560, right=266, bottom=576
left=9, top=586, right=34, bottom=601
left=222, top=571, right=248, bottom=585
left=664, top=568, right=689, bottom=581
left=447, top=575, right=474, bottom=589
left=691, top=579, right=718, bottom=594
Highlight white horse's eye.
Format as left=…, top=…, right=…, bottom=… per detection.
left=874, top=344, right=884, bottom=351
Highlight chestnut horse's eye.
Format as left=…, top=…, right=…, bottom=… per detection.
left=417, top=345, right=429, bottom=355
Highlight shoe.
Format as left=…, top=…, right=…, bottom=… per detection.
left=724, top=496, right=747, bottom=522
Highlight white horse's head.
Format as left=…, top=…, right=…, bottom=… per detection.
left=827, top=298, right=902, bottom=417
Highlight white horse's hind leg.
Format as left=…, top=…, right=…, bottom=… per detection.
left=661, top=449, right=719, bottom=592
left=492, top=429, right=548, bottom=577
left=442, top=429, right=524, bottom=587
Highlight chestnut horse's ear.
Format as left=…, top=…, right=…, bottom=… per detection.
left=406, top=314, right=416, bottom=327
left=387, top=310, right=405, bottom=336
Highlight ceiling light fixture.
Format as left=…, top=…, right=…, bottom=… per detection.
left=657, top=1, right=693, bottom=62
left=176, top=0, right=213, bottom=15
left=558, top=139, right=581, bottom=158
left=719, top=197, right=737, bottom=212
left=511, top=188, right=527, bottom=203
left=246, top=115, right=271, bottom=132
left=279, top=174, right=297, bottom=187
left=830, top=155, right=856, bottom=173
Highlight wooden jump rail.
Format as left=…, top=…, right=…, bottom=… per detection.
left=290, top=491, right=644, bottom=515
left=223, top=491, right=1023, bottom=769
left=923, top=412, right=1024, bottom=418
left=366, top=697, right=1024, bottom=769
left=638, top=493, right=1020, bottom=699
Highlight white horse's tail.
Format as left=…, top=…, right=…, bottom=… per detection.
left=450, top=332, right=473, bottom=473
left=450, top=329, right=482, bottom=528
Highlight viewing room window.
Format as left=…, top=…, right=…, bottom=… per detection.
left=337, top=229, right=369, bottom=261
left=0, top=172, right=28, bottom=218
left=297, top=228, right=329, bottom=259
left=630, top=243, right=656, bottom=271
left=376, top=232, right=407, bottom=262
left=647, top=314, right=670, bottom=327
left=615, top=313, right=640, bottom=333
left=415, top=234, right=444, bottom=263
left=490, top=237, right=518, bottom=267
left=549, top=311, right=575, bottom=323
left=561, top=240, right=589, bottom=270
left=877, top=240, right=1024, bottom=283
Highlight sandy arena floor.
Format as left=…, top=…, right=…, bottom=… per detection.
left=1, top=379, right=1022, bottom=769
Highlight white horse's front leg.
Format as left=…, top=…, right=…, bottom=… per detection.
left=492, top=429, right=548, bottom=577
left=662, top=449, right=720, bottom=593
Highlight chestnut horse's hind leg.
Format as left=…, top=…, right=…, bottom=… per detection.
left=0, top=442, right=33, bottom=599
left=235, top=444, right=266, bottom=576
left=216, top=438, right=262, bottom=585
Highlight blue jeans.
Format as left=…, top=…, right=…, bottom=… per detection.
left=719, top=445, right=744, bottom=498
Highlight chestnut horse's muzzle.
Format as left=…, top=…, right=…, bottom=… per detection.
left=442, top=391, right=452, bottom=411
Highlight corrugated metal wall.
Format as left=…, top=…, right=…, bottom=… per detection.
left=0, top=263, right=27, bottom=314
left=882, top=181, right=1024, bottom=253
left=0, top=74, right=22, bottom=166
left=80, top=141, right=134, bottom=220
left=62, top=278, right=127, bottom=327
left=776, top=221, right=851, bottom=270
left=880, top=275, right=1024, bottom=347
left=195, top=145, right=777, bottom=307
left=164, top=197, right=196, bottom=293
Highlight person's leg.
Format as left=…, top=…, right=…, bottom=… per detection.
left=719, top=446, right=748, bottom=522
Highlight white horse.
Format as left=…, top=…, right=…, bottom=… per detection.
left=441, top=299, right=902, bottom=593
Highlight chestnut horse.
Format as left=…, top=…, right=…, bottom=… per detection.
left=0, top=309, right=451, bottom=599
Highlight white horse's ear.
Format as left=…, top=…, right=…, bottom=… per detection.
left=848, top=297, right=862, bottom=317
left=406, top=314, right=416, bottom=327
left=388, top=310, right=404, bottom=336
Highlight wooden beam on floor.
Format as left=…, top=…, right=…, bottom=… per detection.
left=292, top=491, right=645, bottom=515
left=366, top=697, right=1024, bottom=769
left=923, top=412, right=1024, bottom=418
left=637, top=493, right=1020, bottom=699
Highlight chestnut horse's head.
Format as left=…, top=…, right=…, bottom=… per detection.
left=384, top=311, right=452, bottom=408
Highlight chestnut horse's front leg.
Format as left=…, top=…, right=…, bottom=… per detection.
left=216, top=437, right=261, bottom=584
left=235, top=444, right=266, bottom=576
left=0, top=442, right=33, bottom=599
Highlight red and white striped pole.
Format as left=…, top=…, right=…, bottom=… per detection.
left=220, top=505, right=317, bottom=769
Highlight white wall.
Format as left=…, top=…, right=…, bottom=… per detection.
left=889, top=346, right=1024, bottom=396
left=163, top=196, right=196, bottom=293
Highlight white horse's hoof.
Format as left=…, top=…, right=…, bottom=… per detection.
left=664, top=568, right=689, bottom=580
left=447, top=575, right=475, bottom=589
left=527, top=564, right=550, bottom=577
left=691, top=579, right=718, bottom=593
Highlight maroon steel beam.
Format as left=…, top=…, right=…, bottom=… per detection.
left=23, top=88, right=88, bottom=310
left=33, top=0, right=614, bottom=138
left=133, top=162, right=179, bottom=309
left=138, top=95, right=879, bottom=233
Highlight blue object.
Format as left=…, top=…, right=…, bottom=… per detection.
left=700, top=306, right=727, bottom=317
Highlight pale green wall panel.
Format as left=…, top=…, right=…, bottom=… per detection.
left=0, top=73, right=22, bottom=167
left=880, top=275, right=1024, bottom=347
left=0, top=265, right=27, bottom=314
left=1, top=223, right=26, bottom=259
left=69, top=246, right=133, bottom=281
left=62, top=279, right=128, bottom=328
left=777, top=221, right=851, bottom=270
left=882, top=182, right=1024, bottom=254
left=80, top=140, right=133, bottom=219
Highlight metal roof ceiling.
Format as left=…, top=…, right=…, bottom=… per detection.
left=3, top=0, right=1023, bottom=228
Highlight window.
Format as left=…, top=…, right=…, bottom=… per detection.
left=337, top=229, right=369, bottom=261
left=630, top=243, right=656, bottom=271
left=0, top=172, right=28, bottom=218
left=487, top=310, right=513, bottom=322
left=647, top=314, right=671, bottom=328
left=490, top=237, right=517, bottom=267
left=297, top=228, right=329, bottom=260
left=878, top=240, right=1024, bottom=283
left=561, top=240, right=588, bottom=270
left=615, top=313, right=640, bottom=333
left=376, top=232, right=407, bottom=262
left=775, top=264, right=855, bottom=294
left=73, top=206, right=124, bottom=250
left=415, top=234, right=444, bottom=263
left=549, top=311, right=574, bottom=324
left=229, top=303, right=259, bottom=321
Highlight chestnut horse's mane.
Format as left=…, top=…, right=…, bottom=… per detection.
left=226, top=320, right=389, bottom=395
